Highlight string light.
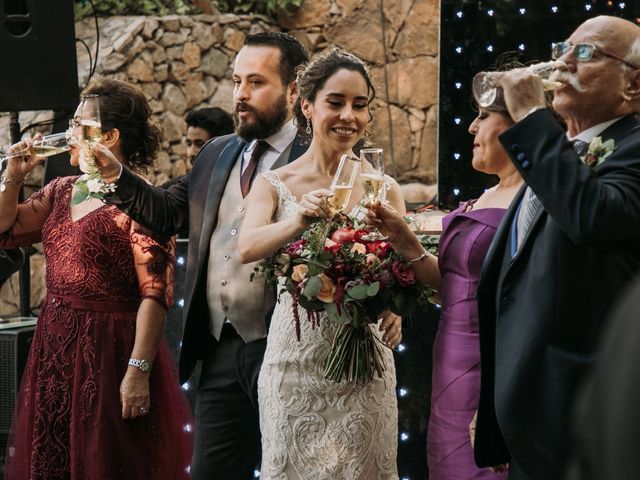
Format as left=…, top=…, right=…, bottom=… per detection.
left=177, top=298, right=184, bottom=307
left=486, top=45, right=494, bottom=52
left=454, top=117, right=462, bottom=125
left=397, top=343, right=406, bottom=352
left=183, top=423, right=193, bottom=432
left=177, top=256, right=185, bottom=265
left=399, top=388, right=408, bottom=397
left=519, top=7, right=526, bottom=14
left=487, top=9, right=494, bottom=16
left=619, top=2, right=626, bottom=8
left=551, top=5, right=558, bottom=13
left=181, top=382, right=190, bottom=391
left=518, top=43, right=526, bottom=51
left=454, top=82, right=462, bottom=89
left=453, top=152, right=461, bottom=160
left=453, top=188, right=461, bottom=195
left=455, top=46, right=463, bottom=54
left=254, top=470, right=261, bottom=478
left=585, top=4, right=592, bottom=10
left=456, top=10, right=463, bottom=18
left=400, top=432, right=410, bottom=442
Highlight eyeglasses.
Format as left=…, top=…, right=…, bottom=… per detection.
left=551, top=41, right=640, bottom=70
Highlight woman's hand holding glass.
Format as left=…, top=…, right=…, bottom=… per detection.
left=364, top=200, right=408, bottom=244
left=295, top=188, right=333, bottom=229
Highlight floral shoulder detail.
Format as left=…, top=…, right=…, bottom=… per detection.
left=581, top=136, right=616, bottom=168
left=71, top=172, right=117, bottom=205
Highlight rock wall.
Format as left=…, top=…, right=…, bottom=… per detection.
left=0, top=0, right=439, bottom=314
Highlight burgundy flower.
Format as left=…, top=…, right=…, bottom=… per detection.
left=391, top=260, right=415, bottom=286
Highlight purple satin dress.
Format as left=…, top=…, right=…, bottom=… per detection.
left=427, top=201, right=508, bottom=480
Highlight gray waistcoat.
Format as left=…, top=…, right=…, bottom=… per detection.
left=206, top=158, right=274, bottom=342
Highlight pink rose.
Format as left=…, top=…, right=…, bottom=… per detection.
left=391, top=260, right=415, bottom=286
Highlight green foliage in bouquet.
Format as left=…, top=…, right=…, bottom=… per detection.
left=253, top=213, right=438, bottom=383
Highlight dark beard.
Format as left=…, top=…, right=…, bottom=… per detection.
left=235, top=92, right=288, bottom=141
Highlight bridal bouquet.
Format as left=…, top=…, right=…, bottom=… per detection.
left=253, top=212, right=437, bottom=383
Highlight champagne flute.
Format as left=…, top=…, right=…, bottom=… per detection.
left=360, top=148, right=387, bottom=241
left=327, top=154, right=360, bottom=216
left=472, top=60, right=565, bottom=109
left=78, top=94, right=102, bottom=171
left=0, top=132, right=70, bottom=166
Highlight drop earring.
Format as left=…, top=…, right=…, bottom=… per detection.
left=305, top=117, right=312, bottom=135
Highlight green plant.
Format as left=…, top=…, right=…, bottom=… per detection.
left=213, top=0, right=302, bottom=16
left=74, top=0, right=199, bottom=20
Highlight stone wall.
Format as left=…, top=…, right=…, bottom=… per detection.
left=0, top=0, right=439, bottom=314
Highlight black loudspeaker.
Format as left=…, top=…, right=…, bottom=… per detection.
left=0, top=320, right=35, bottom=472
left=0, top=0, right=78, bottom=111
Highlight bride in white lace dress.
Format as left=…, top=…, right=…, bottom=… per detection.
left=238, top=49, right=405, bottom=480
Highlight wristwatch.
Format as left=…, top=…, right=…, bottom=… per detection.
left=128, top=358, right=152, bottom=373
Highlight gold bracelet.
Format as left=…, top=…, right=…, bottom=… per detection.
left=0, top=171, right=25, bottom=192
left=408, top=250, right=428, bottom=263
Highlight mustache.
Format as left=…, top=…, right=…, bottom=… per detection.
left=550, top=70, right=585, bottom=92
left=235, top=102, right=254, bottom=113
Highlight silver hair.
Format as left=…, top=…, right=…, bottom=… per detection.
left=624, top=36, right=640, bottom=70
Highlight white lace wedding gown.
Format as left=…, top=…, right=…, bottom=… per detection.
left=258, top=171, right=399, bottom=480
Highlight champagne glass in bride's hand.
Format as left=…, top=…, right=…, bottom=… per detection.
left=360, top=148, right=387, bottom=241
left=327, top=154, right=360, bottom=216
left=472, top=60, right=565, bottom=109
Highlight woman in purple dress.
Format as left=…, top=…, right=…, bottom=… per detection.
left=367, top=104, right=522, bottom=479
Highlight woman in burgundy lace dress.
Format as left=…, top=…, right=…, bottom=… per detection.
left=0, top=78, right=192, bottom=479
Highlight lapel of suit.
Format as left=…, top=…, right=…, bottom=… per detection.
left=515, top=114, right=639, bottom=257
left=479, top=184, right=526, bottom=291
left=270, top=134, right=308, bottom=170
left=198, top=136, right=246, bottom=258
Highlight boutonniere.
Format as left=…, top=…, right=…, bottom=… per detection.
left=581, top=136, right=616, bottom=168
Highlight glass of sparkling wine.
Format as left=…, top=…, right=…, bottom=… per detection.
left=360, top=148, right=387, bottom=241
left=0, top=132, right=70, bottom=165
left=327, top=154, right=360, bottom=216
left=472, top=60, right=564, bottom=109
left=78, top=94, right=102, bottom=169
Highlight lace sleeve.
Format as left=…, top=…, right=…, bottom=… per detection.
left=130, top=221, right=176, bottom=310
left=0, top=177, right=61, bottom=248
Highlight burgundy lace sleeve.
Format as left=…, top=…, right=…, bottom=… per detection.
left=0, top=178, right=60, bottom=248
left=130, top=221, right=176, bottom=310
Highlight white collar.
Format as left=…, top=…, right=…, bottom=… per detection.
left=569, top=116, right=624, bottom=143
left=247, top=119, right=297, bottom=154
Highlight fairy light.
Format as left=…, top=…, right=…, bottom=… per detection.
left=453, top=188, right=461, bottom=196
left=453, top=152, right=461, bottom=160
left=518, top=43, right=526, bottom=51
left=486, top=44, right=494, bottom=52
left=183, top=423, right=192, bottom=432
left=397, top=343, right=406, bottom=352
left=454, top=117, right=462, bottom=125
left=487, top=9, right=494, bottom=16
left=455, top=46, right=463, bottom=54
left=181, top=382, right=190, bottom=391
left=177, top=256, right=185, bottom=265
left=456, top=10, right=463, bottom=18
left=400, top=432, right=410, bottom=442
left=519, top=7, right=526, bottom=14
left=399, top=388, right=408, bottom=397
left=551, top=5, right=558, bottom=13
left=454, top=82, right=462, bottom=89
left=585, top=4, right=592, bottom=10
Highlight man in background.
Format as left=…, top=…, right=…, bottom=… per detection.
left=185, top=107, right=234, bottom=166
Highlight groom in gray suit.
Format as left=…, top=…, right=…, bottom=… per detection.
left=95, top=32, right=309, bottom=479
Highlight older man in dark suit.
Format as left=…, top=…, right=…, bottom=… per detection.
left=94, top=32, right=308, bottom=479
left=472, top=16, right=640, bottom=479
